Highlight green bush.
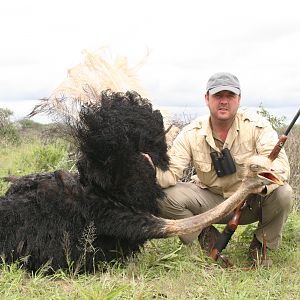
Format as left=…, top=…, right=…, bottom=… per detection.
left=19, top=141, right=74, bottom=173
left=0, top=139, right=75, bottom=196
left=17, top=118, right=43, bottom=129
left=257, top=103, right=286, bottom=131
left=0, top=125, right=20, bottom=146
left=0, top=108, right=20, bottom=146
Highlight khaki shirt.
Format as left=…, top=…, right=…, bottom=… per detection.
left=156, top=109, right=290, bottom=198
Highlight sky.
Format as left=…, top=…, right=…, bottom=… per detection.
left=0, top=0, right=299, bottom=124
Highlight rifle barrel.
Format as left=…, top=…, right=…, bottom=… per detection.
left=284, top=108, right=300, bottom=136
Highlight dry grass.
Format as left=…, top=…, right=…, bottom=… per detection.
left=284, top=125, right=300, bottom=208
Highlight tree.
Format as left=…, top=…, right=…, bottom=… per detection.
left=0, top=108, right=20, bottom=145
left=0, top=108, right=14, bottom=128
left=257, top=103, right=286, bottom=132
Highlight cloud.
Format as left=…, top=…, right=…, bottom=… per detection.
left=0, top=0, right=299, bottom=123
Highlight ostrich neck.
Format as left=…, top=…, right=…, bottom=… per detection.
left=164, top=178, right=261, bottom=236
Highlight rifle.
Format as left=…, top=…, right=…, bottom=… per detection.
left=209, top=108, right=300, bottom=266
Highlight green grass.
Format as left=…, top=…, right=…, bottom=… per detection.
left=0, top=135, right=299, bottom=299
left=0, top=220, right=299, bottom=299
left=0, top=139, right=73, bottom=174
left=0, top=138, right=74, bottom=195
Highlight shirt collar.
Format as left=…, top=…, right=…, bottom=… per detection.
left=199, top=113, right=241, bottom=150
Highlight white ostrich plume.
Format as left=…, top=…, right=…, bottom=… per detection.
left=29, top=47, right=148, bottom=121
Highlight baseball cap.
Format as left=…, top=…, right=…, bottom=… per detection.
left=206, top=72, right=241, bottom=95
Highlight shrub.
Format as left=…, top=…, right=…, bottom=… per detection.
left=17, top=140, right=74, bottom=173
left=257, top=103, right=286, bottom=131
left=284, top=125, right=300, bottom=208
left=0, top=125, right=20, bottom=146
left=17, top=118, right=44, bottom=130
left=0, top=108, right=20, bottom=146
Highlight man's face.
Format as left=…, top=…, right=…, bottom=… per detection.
left=205, top=90, right=240, bottom=122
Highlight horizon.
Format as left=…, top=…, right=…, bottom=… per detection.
left=2, top=100, right=298, bottom=126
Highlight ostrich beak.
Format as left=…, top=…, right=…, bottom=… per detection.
left=257, top=170, right=284, bottom=186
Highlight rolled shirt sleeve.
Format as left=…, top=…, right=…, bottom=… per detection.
left=156, top=127, right=193, bottom=188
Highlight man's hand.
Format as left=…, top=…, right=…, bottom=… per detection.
left=141, top=153, right=155, bottom=169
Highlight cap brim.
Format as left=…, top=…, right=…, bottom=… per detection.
left=209, top=86, right=240, bottom=95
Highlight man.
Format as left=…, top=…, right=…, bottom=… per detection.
left=150, top=72, right=292, bottom=264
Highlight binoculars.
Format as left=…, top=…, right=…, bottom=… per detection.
left=210, top=148, right=236, bottom=177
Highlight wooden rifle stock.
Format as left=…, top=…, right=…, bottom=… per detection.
left=268, top=135, right=287, bottom=162
left=210, top=108, right=300, bottom=262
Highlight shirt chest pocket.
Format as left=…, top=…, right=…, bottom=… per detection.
left=231, top=139, right=255, bottom=178
left=192, top=152, right=212, bottom=173
left=232, top=139, right=255, bottom=155
left=193, top=153, right=215, bottom=187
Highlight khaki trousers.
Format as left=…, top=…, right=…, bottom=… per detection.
left=159, top=182, right=293, bottom=249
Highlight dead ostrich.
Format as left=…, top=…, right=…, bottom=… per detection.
left=0, top=90, right=283, bottom=273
